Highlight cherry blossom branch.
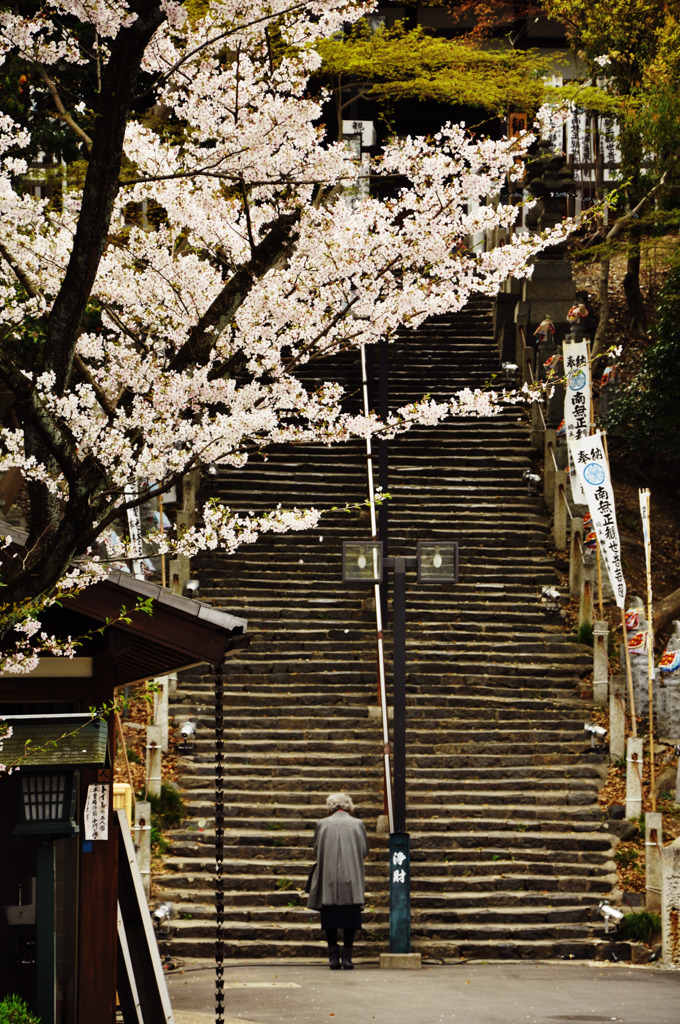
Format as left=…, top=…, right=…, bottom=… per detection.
left=38, top=66, right=93, bottom=153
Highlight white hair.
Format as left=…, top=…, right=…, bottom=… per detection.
left=326, top=792, right=354, bottom=814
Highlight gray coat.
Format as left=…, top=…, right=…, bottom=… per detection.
left=306, top=810, right=369, bottom=910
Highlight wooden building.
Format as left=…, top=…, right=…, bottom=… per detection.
left=0, top=558, right=247, bottom=1024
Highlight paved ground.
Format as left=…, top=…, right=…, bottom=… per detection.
left=165, top=957, right=680, bottom=1024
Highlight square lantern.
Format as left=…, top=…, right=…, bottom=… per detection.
left=416, top=541, right=459, bottom=584
left=13, top=770, right=80, bottom=838
left=342, top=541, right=383, bottom=584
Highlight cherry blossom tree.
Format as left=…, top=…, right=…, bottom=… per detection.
left=0, top=0, right=573, bottom=666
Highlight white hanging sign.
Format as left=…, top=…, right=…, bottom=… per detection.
left=563, top=340, right=591, bottom=503
left=569, top=430, right=626, bottom=608
left=124, top=482, right=145, bottom=579
left=84, top=784, right=110, bottom=841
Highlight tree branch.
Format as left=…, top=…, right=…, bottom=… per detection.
left=169, top=210, right=301, bottom=376
left=38, top=67, right=93, bottom=153
left=44, top=1, right=166, bottom=396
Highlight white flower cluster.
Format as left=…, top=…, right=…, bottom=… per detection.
left=0, top=0, right=580, bottom=644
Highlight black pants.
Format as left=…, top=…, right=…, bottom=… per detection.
left=326, top=928, right=355, bottom=948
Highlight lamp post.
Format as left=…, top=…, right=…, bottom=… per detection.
left=343, top=539, right=459, bottom=954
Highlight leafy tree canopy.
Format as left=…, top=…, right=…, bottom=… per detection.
left=315, top=20, right=555, bottom=134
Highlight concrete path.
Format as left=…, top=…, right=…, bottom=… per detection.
left=166, top=958, right=680, bottom=1024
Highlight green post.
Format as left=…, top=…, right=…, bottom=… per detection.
left=389, top=832, right=411, bottom=954
left=36, top=841, right=56, bottom=1024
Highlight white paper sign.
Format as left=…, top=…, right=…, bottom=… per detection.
left=84, top=784, right=109, bottom=841
left=563, top=340, right=591, bottom=503
left=569, top=430, right=626, bottom=608
left=124, top=482, right=145, bottom=580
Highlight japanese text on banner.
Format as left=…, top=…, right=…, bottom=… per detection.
left=568, top=431, right=626, bottom=609
left=563, top=341, right=591, bottom=503
left=84, top=784, right=109, bottom=841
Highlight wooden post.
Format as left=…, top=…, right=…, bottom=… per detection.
left=569, top=518, right=584, bottom=597
left=146, top=725, right=162, bottom=799
left=135, top=800, right=152, bottom=900
left=544, top=429, right=557, bottom=512
left=554, top=478, right=567, bottom=551
left=579, top=553, right=595, bottom=631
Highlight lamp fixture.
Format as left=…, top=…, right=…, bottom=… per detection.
left=152, top=901, right=174, bottom=935
left=597, top=901, right=624, bottom=933
left=13, top=770, right=79, bottom=838
left=540, top=586, right=562, bottom=614
left=584, top=722, right=608, bottom=747
left=178, top=720, right=197, bottom=753
left=183, top=578, right=200, bottom=597
left=342, top=541, right=383, bottom=584
left=416, top=541, right=459, bottom=583
left=523, top=470, right=541, bottom=496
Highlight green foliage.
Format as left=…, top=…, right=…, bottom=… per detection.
left=614, top=846, right=639, bottom=868
left=150, top=825, right=169, bottom=854
left=620, top=910, right=661, bottom=944
left=603, top=247, right=680, bottom=475
left=313, top=20, right=553, bottom=135
left=0, top=995, right=40, bottom=1024
left=147, top=782, right=185, bottom=829
left=543, top=0, right=680, bottom=195
left=577, top=623, right=594, bottom=646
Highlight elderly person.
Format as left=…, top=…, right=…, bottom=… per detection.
left=306, top=792, right=369, bottom=970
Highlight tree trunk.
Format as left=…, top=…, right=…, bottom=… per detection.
left=623, top=236, right=648, bottom=335
left=591, top=256, right=610, bottom=360
left=654, top=586, right=680, bottom=635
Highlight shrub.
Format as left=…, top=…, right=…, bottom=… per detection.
left=619, top=911, right=661, bottom=944
left=0, top=994, right=41, bottom=1023
left=604, top=249, right=680, bottom=480
left=147, top=782, right=185, bottom=829
left=577, top=623, right=594, bottom=647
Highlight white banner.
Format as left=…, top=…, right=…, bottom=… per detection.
left=563, top=340, right=591, bottom=503
left=569, top=431, right=626, bottom=608
left=639, top=488, right=652, bottom=581
left=84, top=784, right=109, bottom=841
left=124, top=482, right=145, bottom=579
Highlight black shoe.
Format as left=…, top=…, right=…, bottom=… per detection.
left=341, top=947, right=354, bottom=970
left=328, top=944, right=341, bottom=970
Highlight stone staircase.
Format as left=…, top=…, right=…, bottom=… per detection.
left=156, top=300, right=618, bottom=960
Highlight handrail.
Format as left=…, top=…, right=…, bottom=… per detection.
left=360, top=344, right=394, bottom=833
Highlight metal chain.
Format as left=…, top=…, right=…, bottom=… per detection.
left=214, top=660, right=225, bottom=1024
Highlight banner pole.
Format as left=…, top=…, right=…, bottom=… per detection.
left=620, top=606, right=637, bottom=738
left=640, top=488, right=656, bottom=811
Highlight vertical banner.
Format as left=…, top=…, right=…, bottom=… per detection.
left=124, top=482, right=145, bottom=579
left=569, top=430, right=626, bottom=608
left=563, top=340, right=591, bottom=503
left=84, top=784, right=110, bottom=840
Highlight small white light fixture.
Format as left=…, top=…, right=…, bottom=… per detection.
left=584, top=722, right=608, bottom=747
left=598, top=901, right=624, bottom=933
left=152, top=901, right=174, bottom=934
left=183, top=579, right=200, bottom=597
left=540, top=586, right=562, bottom=614
left=523, top=470, right=541, bottom=496
left=178, top=720, right=197, bottom=753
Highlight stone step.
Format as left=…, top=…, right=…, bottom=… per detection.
left=161, top=934, right=620, bottom=962
left=162, top=301, right=613, bottom=962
